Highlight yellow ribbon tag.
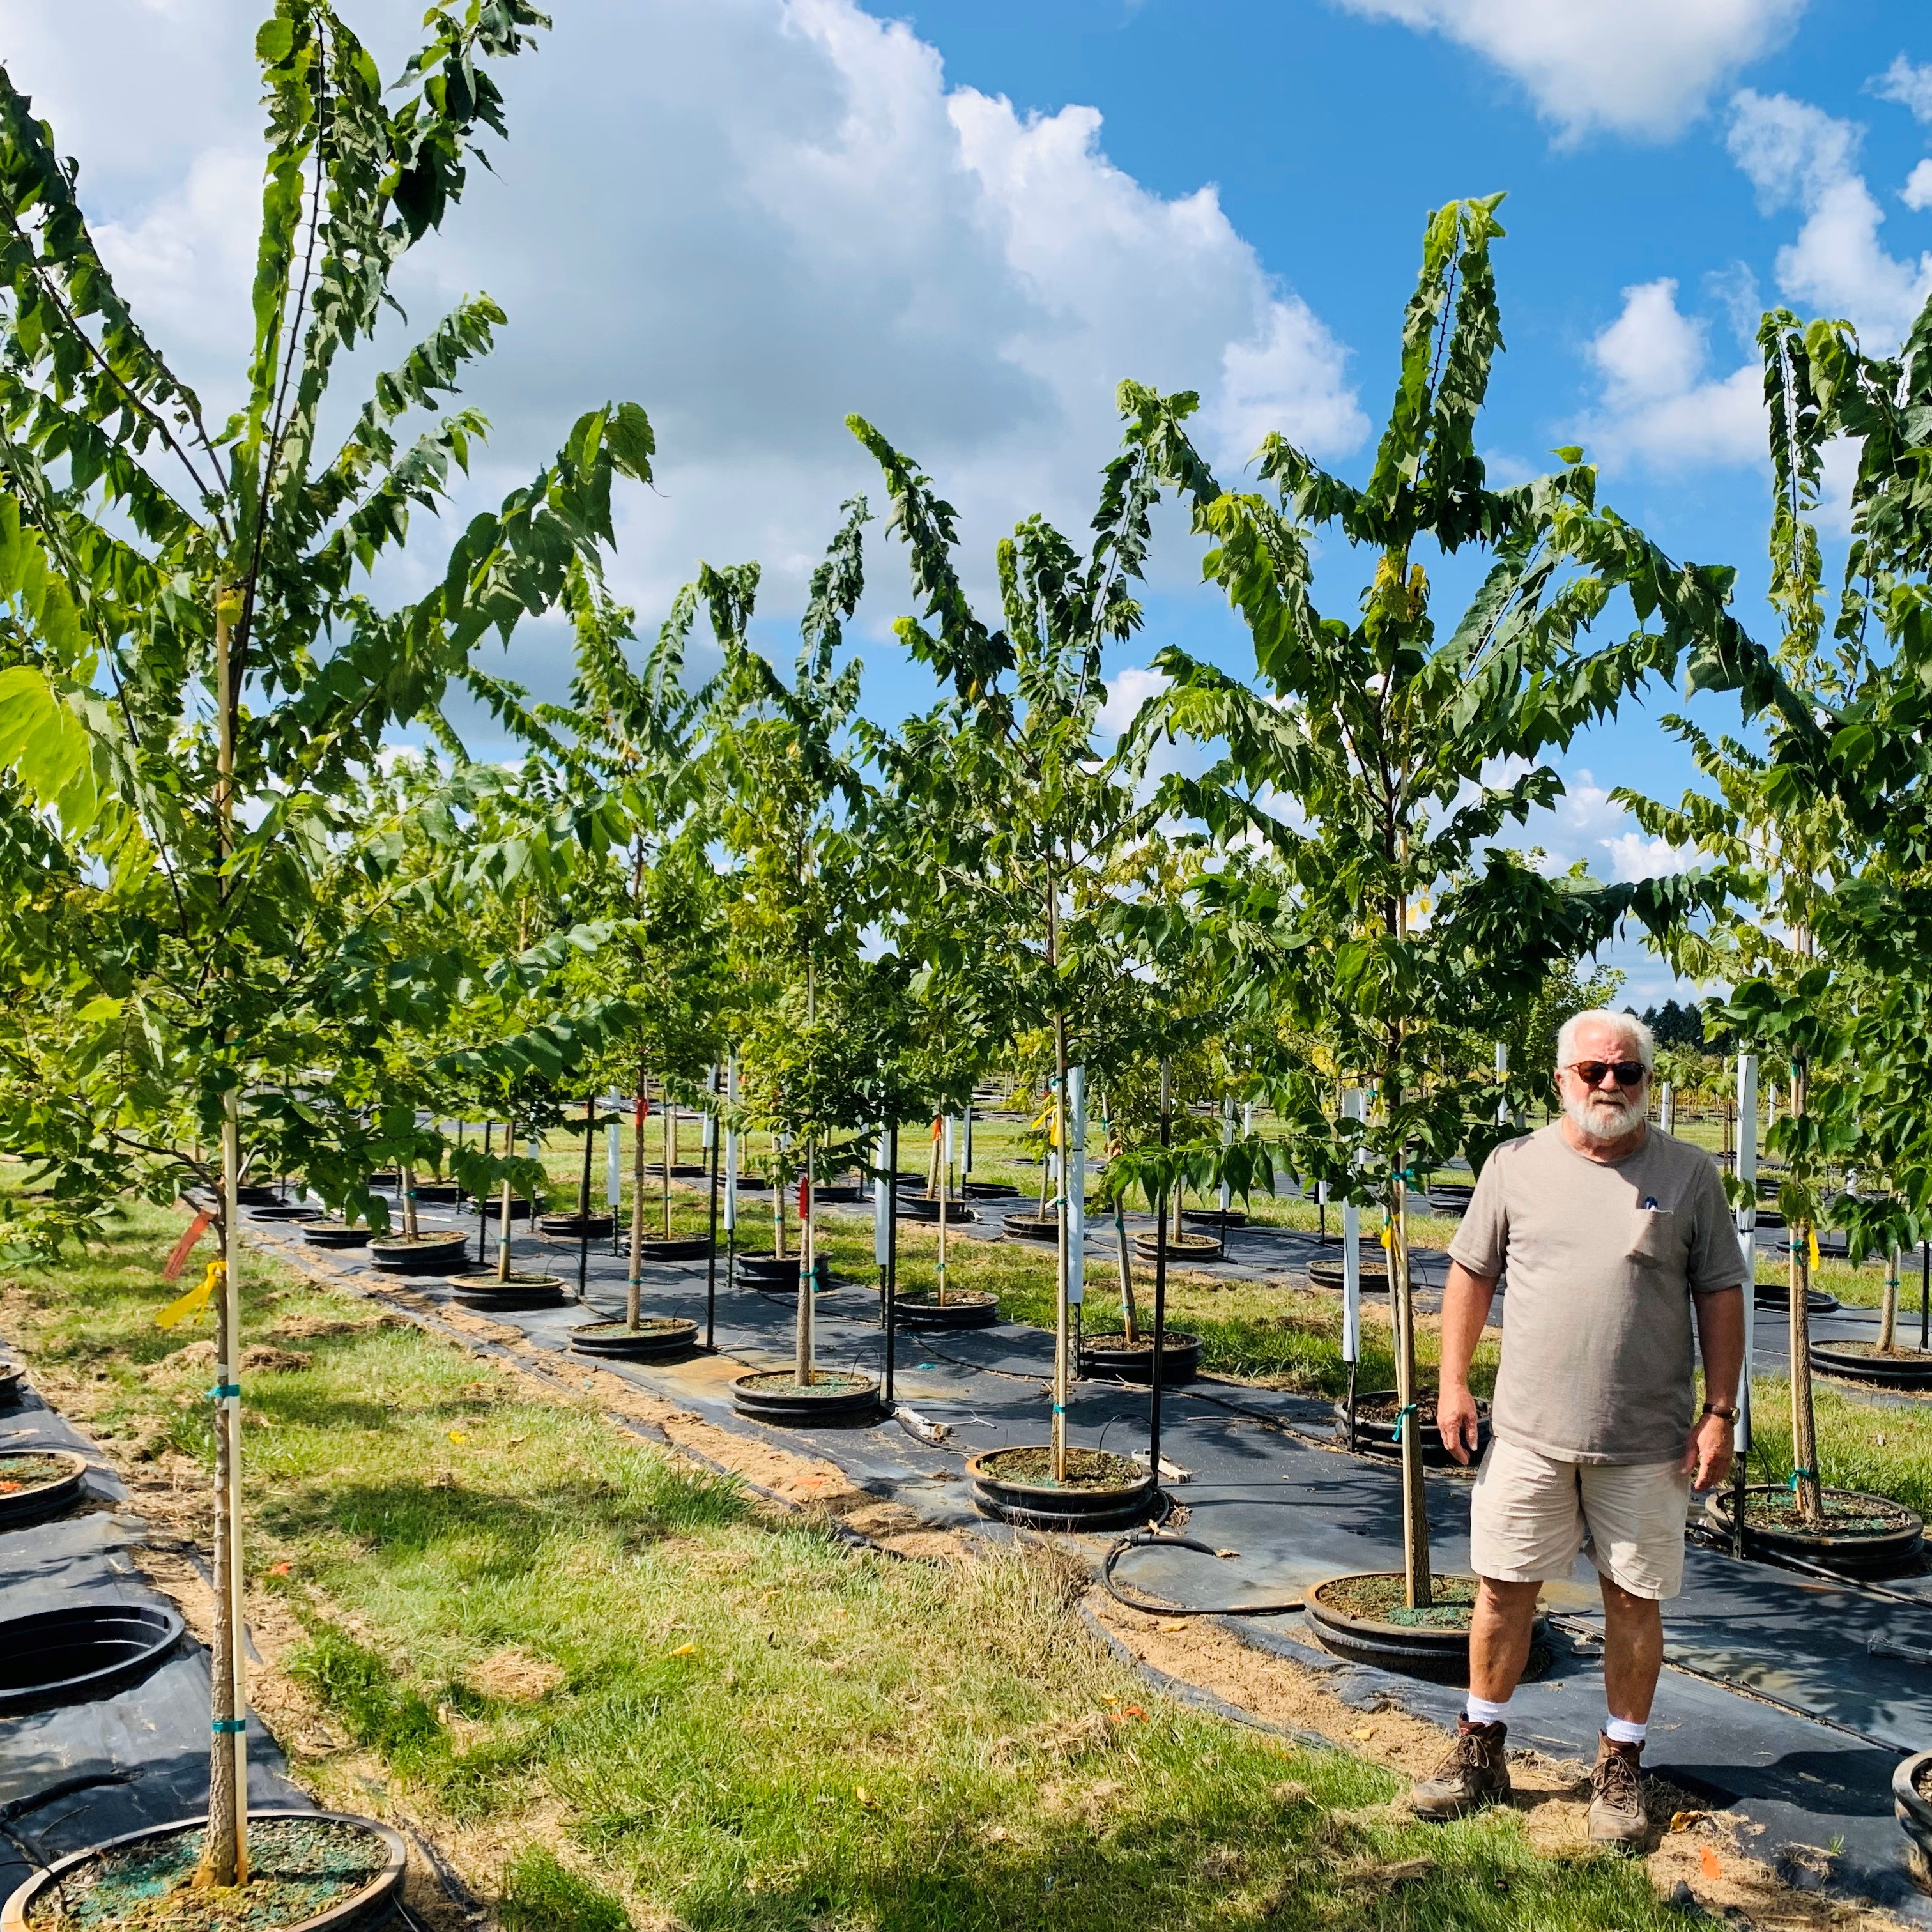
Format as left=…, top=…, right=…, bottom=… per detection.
left=1029, top=1101, right=1061, bottom=1148
left=1807, top=1229, right=1821, bottom=1271
left=156, top=1259, right=223, bottom=1331
left=1378, top=1225, right=1393, bottom=1250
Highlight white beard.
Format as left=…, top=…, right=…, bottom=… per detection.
left=1566, top=1088, right=1643, bottom=1146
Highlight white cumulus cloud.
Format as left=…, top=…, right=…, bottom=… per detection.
left=1871, top=54, right=1932, bottom=126
left=1727, top=89, right=1932, bottom=346
left=1578, top=279, right=1763, bottom=471
left=12, top=0, right=1368, bottom=688
left=1326, top=0, right=1805, bottom=142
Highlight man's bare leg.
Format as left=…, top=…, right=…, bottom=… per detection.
left=1468, top=1577, right=1542, bottom=1702
left=1413, top=1577, right=1540, bottom=1819
left=1600, top=1577, right=1664, bottom=1722
left=1589, top=1576, right=1664, bottom=1848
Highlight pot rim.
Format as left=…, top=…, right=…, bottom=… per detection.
left=1705, top=1483, right=1923, bottom=1542
left=966, top=1445, right=1156, bottom=1501
left=0, top=1809, right=406, bottom=1932
left=1305, top=1568, right=1528, bottom=1640
left=0, top=1447, right=87, bottom=1490
left=733, top=1368, right=878, bottom=1397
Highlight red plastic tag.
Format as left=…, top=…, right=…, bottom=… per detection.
left=162, top=1210, right=215, bottom=1281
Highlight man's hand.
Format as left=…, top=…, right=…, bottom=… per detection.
left=1437, top=1382, right=1482, bottom=1466
left=1682, top=1411, right=1734, bottom=1491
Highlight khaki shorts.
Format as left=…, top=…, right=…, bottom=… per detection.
left=1469, top=1439, right=1692, bottom=1600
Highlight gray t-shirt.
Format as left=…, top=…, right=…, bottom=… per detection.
left=1448, top=1123, right=1744, bottom=1464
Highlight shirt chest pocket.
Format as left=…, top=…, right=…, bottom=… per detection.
left=1626, top=1208, right=1683, bottom=1269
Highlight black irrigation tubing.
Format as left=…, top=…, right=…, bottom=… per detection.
left=1102, top=1530, right=1304, bottom=1618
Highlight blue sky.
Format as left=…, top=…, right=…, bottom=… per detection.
left=7, top=0, right=1929, bottom=1004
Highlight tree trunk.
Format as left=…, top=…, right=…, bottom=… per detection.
left=198, top=1088, right=249, bottom=1887
left=774, top=1140, right=788, bottom=1260
left=663, top=1094, right=673, bottom=1238
left=627, top=1071, right=646, bottom=1328
left=1391, top=1163, right=1430, bottom=1607
left=401, top=1160, right=419, bottom=1240
left=1788, top=1068, right=1823, bottom=1526
left=937, top=1127, right=949, bottom=1306
left=1114, top=1200, right=1137, bottom=1343
left=796, top=1156, right=815, bottom=1384
left=497, top=1116, right=516, bottom=1284
left=196, top=590, right=247, bottom=1890
left=1049, top=870, right=1071, bottom=1482
left=1880, top=1244, right=1899, bottom=1355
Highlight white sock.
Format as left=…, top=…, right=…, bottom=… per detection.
left=1465, top=1693, right=1512, bottom=1726
left=1604, top=1715, right=1646, bottom=1746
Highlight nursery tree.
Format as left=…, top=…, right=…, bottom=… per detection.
left=707, top=502, right=875, bottom=1381
left=1633, top=295, right=1932, bottom=1520
left=853, top=415, right=1175, bottom=1479
left=1125, top=197, right=1739, bottom=1606
left=0, top=1, right=652, bottom=1884
left=487, top=562, right=728, bottom=1322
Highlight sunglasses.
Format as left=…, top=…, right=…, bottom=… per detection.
left=1565, top=1059, right=1648, bottom=1089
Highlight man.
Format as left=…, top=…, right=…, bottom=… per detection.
left=1410, top=1009, right=1746, bottom=1848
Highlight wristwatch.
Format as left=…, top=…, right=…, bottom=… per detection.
left=1701, top=1402, right=1738, bottom=1422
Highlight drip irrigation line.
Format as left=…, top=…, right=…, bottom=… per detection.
left=1102, top=1530, right=1303, bottom=1618
left=0, top=1771, right=139, bottom=1823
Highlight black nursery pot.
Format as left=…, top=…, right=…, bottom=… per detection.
left=1302, top=1572, right=1542, bottom=1687
left=366, top=1230, right=469, bottom=1275
left=1751, top=1280, right=1841, bottom=1314
left=1704, top=1484, right=1925, bottom=1578
left=303, top=1223, right=374, bottom=1250
left=1000, top=1211, right=1060, bottom=1242
left=482, top=1196, right=539, bottom=1222
left=967, top=1446, right=1159, bottom=1530
left=1132, top=1229, right=1224, bottom=1265
left=1811, top=1340, right=1932, bottom=1390
left=0, top=1450, right=89, bottom=1528
left=1335, top=1388, right=1489, bottom=1468
left=1307, top=1257, right=1390, bottom=1292
left=637, top=1234, right=714, bottom=1262
left=446, top=1271, right=568, bottom=1309
left=1078, top=1330, right=1201, bottom=1385
left=539, top=1211, right=616, bottom=1240
left=893, top=1290, right=1002, bottom=1332
left=570, top=1317, right=698, bottom=1359
left=0, top=1811, right=406, bottom=1932
left=0, top=1602, right=181, bottom=1715
left=896, top=1195, right=978, bottom=1225
left=1894, top=1751, right=1932, bottom=1883
left=732, top=1369, right=881, bottom=1426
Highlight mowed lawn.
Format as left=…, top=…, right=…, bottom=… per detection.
left=0, top=1199, right=1701, bottom=1932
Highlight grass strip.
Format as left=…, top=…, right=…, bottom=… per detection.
left=0, top=1200, right=1699, bottom=1931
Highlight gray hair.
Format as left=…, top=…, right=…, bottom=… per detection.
left=1555, top=1008, right=1654, bottom=1074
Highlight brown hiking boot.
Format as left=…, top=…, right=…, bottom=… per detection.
left=1588, top=1734, right=1650, bottom=1849
left=1410, top=1719, right=1511, bottom=1820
